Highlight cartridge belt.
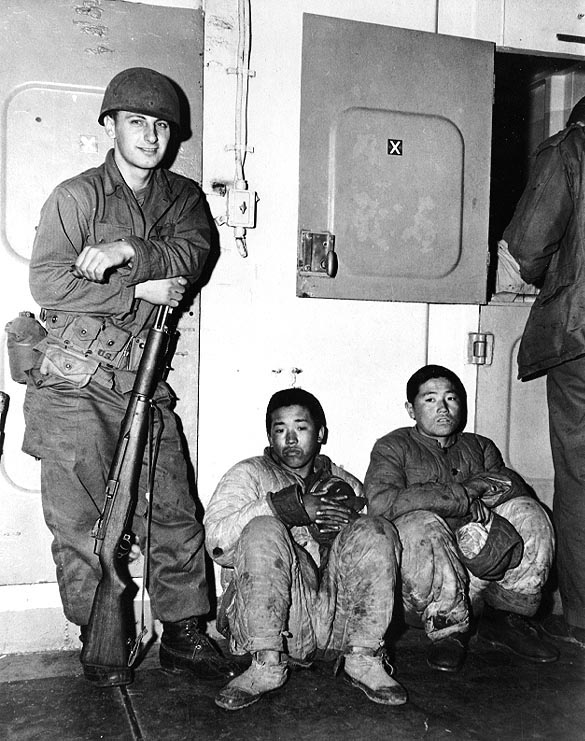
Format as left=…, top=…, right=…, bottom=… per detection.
left=40, top=310, right=147, bottom=373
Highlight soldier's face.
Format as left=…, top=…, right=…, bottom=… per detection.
left=104, top=111, right=170, bottom=171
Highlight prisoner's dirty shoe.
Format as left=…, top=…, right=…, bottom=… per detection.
left=426, top=634, right=467, bottom=673
left=160, top=616, right=240, bottom=681
left=540, top=614, right=585, bottom=649
left=344, top=652, right=408, bottom=705
left=215, top=658, right=288, bottom=710
left=79, top=625, right=134, bottom=687
left=478, top=609, right=559, bottom=663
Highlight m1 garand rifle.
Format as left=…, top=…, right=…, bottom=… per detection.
left=81, top=306, right=172, bottom=686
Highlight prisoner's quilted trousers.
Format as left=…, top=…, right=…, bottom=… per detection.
left=227, top=515, right=401, bottom=658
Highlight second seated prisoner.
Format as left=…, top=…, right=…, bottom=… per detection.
left=204, top=387, right=407, bottom=710
left=363, top=364, right=558, bottom=672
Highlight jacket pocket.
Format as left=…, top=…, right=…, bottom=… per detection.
left=151, top=222, right=176, bottom=239
left=94, top=222, right=134, bottom=243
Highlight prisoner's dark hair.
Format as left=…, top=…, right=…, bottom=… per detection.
left=266, top=388, right=327, bottom=440
left=406, top=364, right=467, bottom=405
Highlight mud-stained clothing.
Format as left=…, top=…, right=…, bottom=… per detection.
left=24, top=148, right=211, bottom=626
left=204, top=449, right=402, bottom=658
left=364, top=426, right=554, bottom=641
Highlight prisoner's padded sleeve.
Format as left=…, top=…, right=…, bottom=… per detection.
left=267, top=483, right=312, bottom=526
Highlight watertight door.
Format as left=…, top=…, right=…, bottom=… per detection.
left=298, top=14, right=494, bottom=304
left=475, top=304, right=554, bottom=509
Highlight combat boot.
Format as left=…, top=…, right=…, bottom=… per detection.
left=478, top=606, right=559, bottom=663
left=160, top=616, right=239, bottom=680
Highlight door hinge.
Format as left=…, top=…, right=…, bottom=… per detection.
left=467, top=332, right=494, bottom=365
left=298, top=230, right=338, bottom=277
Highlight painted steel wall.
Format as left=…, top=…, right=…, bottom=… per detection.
left=198, top=0, right=485, bottom=521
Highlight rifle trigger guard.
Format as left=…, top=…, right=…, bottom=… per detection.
left=117, top=531, right=133, bottom=559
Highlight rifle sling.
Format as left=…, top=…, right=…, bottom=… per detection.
left=129, top=398, right=165, bottom=667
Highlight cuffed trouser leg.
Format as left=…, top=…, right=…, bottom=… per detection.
left=547, top=357, right=585, bottom=630
left=229, top=516, right=318, bottom=656
left=468, top=496, right=555, bottom=617
left=395, top=510, right=470, bottom=640
left=316, top=515, right=401, bottom=652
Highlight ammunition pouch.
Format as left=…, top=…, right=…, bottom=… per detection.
left=38, top=340, right=100, bottom=387
left=39, top=310, right=147, bottom=381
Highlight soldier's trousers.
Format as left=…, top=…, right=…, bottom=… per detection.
left=23, top=377, right=209, bottom=626
left=548, top=355, right=585, bottom=630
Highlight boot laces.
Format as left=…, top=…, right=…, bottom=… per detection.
left=183, top=619, right=208, bottom=650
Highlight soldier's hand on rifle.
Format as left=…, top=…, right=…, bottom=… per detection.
left=135, top=277, right=187, bottom=307
left=72, top=240, right=135, bottom=282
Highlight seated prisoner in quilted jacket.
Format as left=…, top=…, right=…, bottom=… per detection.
left=204, top=387, right=407, bottom=711
left=363, top=364, right=557, bottom=673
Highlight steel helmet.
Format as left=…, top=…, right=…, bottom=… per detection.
left=98, top=67, right=181, bottom=127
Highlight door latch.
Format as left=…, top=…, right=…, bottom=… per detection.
left=467, top=332, right=494, bottom=365
left=298, top=230, right=338, bottom=277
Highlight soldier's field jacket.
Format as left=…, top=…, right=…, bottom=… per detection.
left=504, top=124, right=585, bottom=379
left=28, top=148, right=211, bottom=389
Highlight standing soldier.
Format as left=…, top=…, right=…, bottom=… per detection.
left=503, top=99, right=585, bottom=649
left=22, top=67, right=236, bottom=686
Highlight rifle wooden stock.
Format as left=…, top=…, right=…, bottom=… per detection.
left=80, top=307, right=171, bottom=683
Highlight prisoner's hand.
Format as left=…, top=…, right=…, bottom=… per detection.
left=72, top=241, right=135, bottom=282
left=302, top=491, right=360, bottom=535
left=468, top=498, right=492, bottom=526
left=464, top=474, right=497, bottom=501
left=135, top=277, right=187, bottom=307
left=478, top=472, right=513, bottom=507
left=308, top=476, right=366, bottom=511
